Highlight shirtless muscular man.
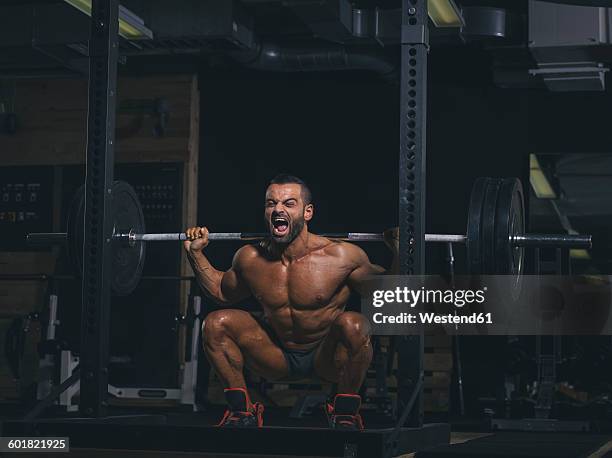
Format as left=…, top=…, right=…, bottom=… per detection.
left=184, top=174, right=397, bottom=430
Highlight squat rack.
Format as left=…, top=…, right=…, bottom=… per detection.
left=79, top=0, right=119, bottom=418
left=397, top=0, right=428, bottom=429
left=73, top=0, right=430, bottom=425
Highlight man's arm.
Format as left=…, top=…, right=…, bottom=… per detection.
left=184, top=226, right=251, bottom=305
left=345, top=244, right=385, bottom=295
left=346, top=228, right=399, bottom=294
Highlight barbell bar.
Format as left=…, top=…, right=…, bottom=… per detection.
left=27, top=231, right=591, bottom=247
left=130, top=232, right=465, bottom=243
left=25, top=177, right=594, bottom=296
left=128, top=231, right=592, bottom=247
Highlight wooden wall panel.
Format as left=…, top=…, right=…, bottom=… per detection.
left=1, top=75, right=195, bottom=165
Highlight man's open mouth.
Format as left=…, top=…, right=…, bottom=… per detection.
left=272, top=216, right=289, bottom=237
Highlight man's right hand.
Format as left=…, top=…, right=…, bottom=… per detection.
left=383, top=227, right=399, bottom=275
left=383, top=227, right=399, bottom=254
left=183, top=226, right=209, bottom=253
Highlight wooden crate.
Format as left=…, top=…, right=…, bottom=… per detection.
left=0, top=316, right=42, bottom=401
left=424, top=387, right=451, bottom=412
left=2, top=76, right=196, bottom=166
left=206, top=368, right=331, bottom=407
left=0, top=318, right=19, bottom=401
left=0, top=252, right=56, bottom=276
left=424, top=371, right=452, bottom=389
left=423, top=352, right=453, bottom=372
left=0, top=252, right=56, bottom=318
left=265, top=385, right=331, bottom=408
left=367, top=334, right=454, bottom=413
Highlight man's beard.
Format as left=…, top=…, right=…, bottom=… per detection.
left=270, top=217, right=305, bottom=246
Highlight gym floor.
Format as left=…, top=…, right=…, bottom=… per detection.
left=2, top=433, right=612, bottom=458
left=2, top=405, right=612, bottom=457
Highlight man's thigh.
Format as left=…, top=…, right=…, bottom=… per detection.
left=312, top=328, right=346, bottom=383
left=312, top=311, right=371, bottom=382
left=205, top=309, right=289, bottom=380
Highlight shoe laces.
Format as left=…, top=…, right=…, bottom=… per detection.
left=216, top=403, right=264, bottom=427
left=325, top=402, right=364, bottom=430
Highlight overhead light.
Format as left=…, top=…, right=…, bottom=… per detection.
left=63, top=0, right=153, bottom=40
left=530, top=154, right=557, bottom=199
left=570, top=249, right=591, bottom=260
left=428, top=0, right=464, bottom=28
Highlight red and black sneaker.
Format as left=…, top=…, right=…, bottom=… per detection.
left=216, top=387, right=264, bottom=428
left=325, top=393, right=365, bottom=431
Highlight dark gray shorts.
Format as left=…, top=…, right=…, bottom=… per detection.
left=255, top=314, right=321, bottom=380
left=281, top=346, right=319, bottom=380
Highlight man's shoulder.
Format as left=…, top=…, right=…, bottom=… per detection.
left=233, top=243, right=263, bottom=265
left=319, top=238, right=365, bottom=261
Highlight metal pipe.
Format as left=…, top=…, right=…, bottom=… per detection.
left=27, top=232, right=68, bottom=245
left=426, top=234, right=466, bottom=243
left=513, top=234, right=592, bottom=249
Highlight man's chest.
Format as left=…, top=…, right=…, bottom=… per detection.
left=241, top=257, right=352, bottom=309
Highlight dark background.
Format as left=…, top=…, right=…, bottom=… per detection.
left=196, top=48, right=612, bottom=275
left=196, top=50, right=531, bottom=275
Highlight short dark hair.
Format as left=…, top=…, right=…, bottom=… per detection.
left=268, top=174, right=312, bottom=205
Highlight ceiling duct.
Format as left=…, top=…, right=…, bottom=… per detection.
left=229, top=40, right=397, bottom=81
left=460, top=7, right=507, bottom=40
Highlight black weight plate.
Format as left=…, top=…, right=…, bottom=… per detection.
left=481, top=178, right=502, bottom=275
left=66, top=185, right=85, bottom=277
left=495, top=178, right=525, bottom=296
left=467, top=177, right=489, bottom=274
left=111, top=181, right=146, bottom=296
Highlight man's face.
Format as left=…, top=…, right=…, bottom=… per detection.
left=264, top=183, right=313, bottom=244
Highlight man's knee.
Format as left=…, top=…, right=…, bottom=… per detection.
left=332, top=312, right=371, bottom=349
left=202, top=309, right=242, bottom=344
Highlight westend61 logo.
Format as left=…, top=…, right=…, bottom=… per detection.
left=366, top=283, right=493, bottom=332
left=371, top=286, right=487, bottom=308
left=365, top=275, right=612, bottom=336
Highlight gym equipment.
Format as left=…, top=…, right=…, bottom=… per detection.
left=64, top=181, right=145, bottom=296
left=26, top=177, right=592, bottom=296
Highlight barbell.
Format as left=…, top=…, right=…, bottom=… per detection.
left=26, top=177, right=592, bottom=296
